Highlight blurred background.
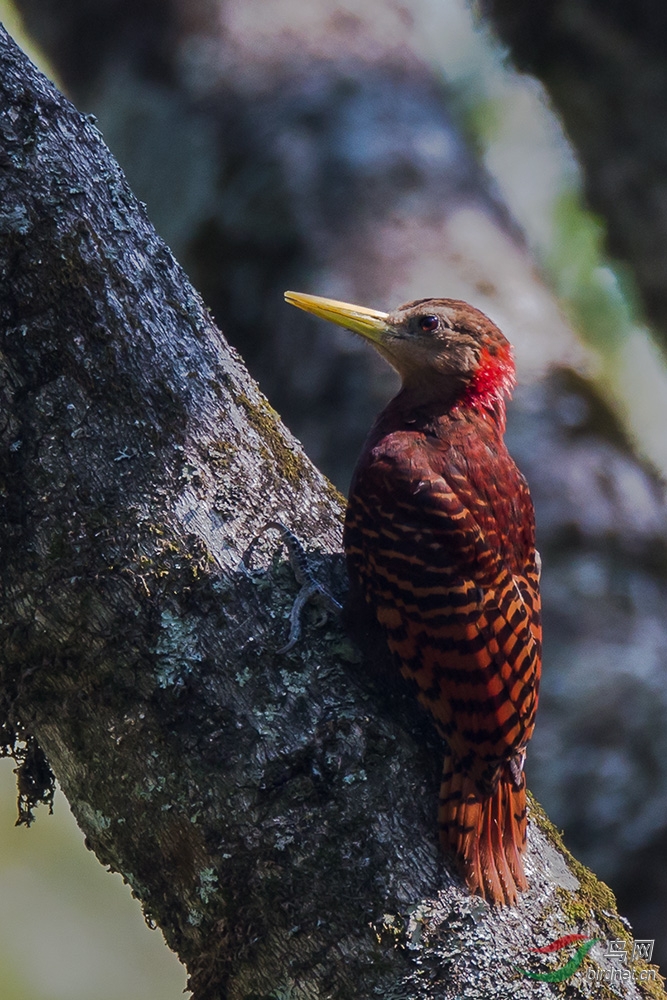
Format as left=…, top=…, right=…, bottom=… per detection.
left=2, top=0, right=667, bottom=994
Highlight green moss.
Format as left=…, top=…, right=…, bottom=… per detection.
left=238, top=393, right=311, bottom=487
left=529, top=794, right=618, bottom=918
left=118, top=528, right=215, bottom=601
left=529, top=795, right=666, bottom=998
left=207, top=439, right=238, bottom=470
left=323, top=477, right=347, bottom=518
left=639, top=969, right=667, bottom=1000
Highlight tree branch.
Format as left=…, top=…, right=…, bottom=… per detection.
left=0, top=27, right=662, bottom=1000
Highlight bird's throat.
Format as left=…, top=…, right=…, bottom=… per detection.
left=377, top=344, right=516, bottom=437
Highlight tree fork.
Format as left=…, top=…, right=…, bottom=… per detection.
left=0, top=27, right=662, bottom=1000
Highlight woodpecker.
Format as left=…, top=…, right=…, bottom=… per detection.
left=285, top=290, right=541, bottom=905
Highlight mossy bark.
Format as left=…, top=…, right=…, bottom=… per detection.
left=0, top=27, right=663, bottom=1000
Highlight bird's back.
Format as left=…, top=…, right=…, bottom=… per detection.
left=344, top=403, right=541, bottom=902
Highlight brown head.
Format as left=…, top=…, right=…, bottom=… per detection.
left=284, top=291, right=515, bottom=414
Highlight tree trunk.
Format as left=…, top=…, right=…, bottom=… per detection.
left=0, top=26, right=663, bottom=1000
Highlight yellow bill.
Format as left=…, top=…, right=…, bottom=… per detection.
left=284, top=290, right=390, bottom=346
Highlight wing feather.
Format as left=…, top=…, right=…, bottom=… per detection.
left=345, top=462, right=541, bottom=791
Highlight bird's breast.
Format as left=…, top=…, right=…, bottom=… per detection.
left=348, top=419, right=534, bottom=576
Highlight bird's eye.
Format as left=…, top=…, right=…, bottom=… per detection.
left=418, top=315, right=439, bottom=332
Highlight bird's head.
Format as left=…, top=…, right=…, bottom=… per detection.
left=284, top=291, right=515, bottom=413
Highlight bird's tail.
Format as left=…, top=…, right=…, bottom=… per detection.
left=438, top=753, right=528, bottom=905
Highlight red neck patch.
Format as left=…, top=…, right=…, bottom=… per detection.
left=458, top=343, right=516, bottom=416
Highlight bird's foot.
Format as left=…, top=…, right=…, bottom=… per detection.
left=241, top=521, right=342, bottom=653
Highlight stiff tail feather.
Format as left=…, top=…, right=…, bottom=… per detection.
left=438, top=754, right=528, bottom=905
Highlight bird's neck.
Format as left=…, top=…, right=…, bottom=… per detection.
left=385, top=344, right=515, bottom=433
left=457, top=344, right=515, bottom=417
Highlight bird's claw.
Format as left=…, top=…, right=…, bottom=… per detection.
left=241, top=520, right=342, bottom=653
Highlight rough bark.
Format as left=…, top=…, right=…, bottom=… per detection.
left=0, top=23, right=664, bottom=1000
